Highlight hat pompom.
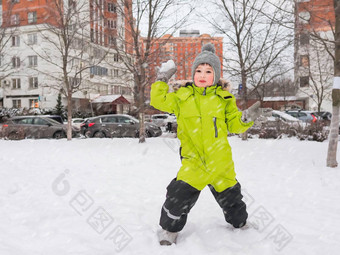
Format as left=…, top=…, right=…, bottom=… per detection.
left=202, top=43, right=215, bottom=53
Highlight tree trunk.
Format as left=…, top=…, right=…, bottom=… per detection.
left=138, top=88, right=146, bottom=143
left=326, top=0, right=340, bottom=167
left=241, top=70, right=248, bottom=141
left=67, top=92, right=73, bottom=141
left=327, top=105, right=339, bottom=167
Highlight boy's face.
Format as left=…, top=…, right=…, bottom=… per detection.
left=194, top=64, right=214, bottom=87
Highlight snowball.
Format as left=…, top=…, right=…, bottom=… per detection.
left=159, top=60, right=176, bottom=73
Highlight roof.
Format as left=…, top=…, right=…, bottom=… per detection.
left=92, top=95, right=130, bottom=104
left=263, top=96, right=298, bottom=102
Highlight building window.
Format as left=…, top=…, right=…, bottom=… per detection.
left=12, top=57, right=20, bottom=68
left=12, top=78, right=21, bottom=89
left=114, top=85, right=121, bottom=94
left=28, top=12, right=37, bottom=24
left=11, top=35, right=20, bottom=47
left=68, top=0, right=77, bottom=10
left=300, top=33, right=310, bottom=46
left=28, top=55, right=38, bottom=67
left=114, top=69, right=119, bottom=77
left=109, top=36, right=117, bottom=46
left=10, top=14, right=20, bottom=25
left=29, top=77, right=38, bottom=88
left=12, top=0, right=20, bottom=3
left=90, top=66, right=108, bottom=76
left=12, top=99, right=21, bottom=108
left=300, top=55, right=309, bottom=67
left=27, top=33, right=37, bottom=45
left=90, top=29, right=94, bottom=42
left=68, top=77, right=80, bottom=86
left=108, top=3, right=116, bottom=13
left=29, top=99, right=39, bottom=108
left=300, top=76, right=309, bottom=87
left=113, top=53, right=119, bottom=62
left=108, top=19, right=117, bottom=29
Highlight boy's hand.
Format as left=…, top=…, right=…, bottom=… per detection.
left=242, top=101, right=261, bottom=122
left=156, top=60, right=177, bottom=83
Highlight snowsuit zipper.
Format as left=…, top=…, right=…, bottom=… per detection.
left=213, top=117, right=218, bottom=138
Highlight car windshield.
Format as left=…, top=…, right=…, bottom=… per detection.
left=129, top=116, right=139, bottom=123
left=273, top=111, right=299, bottom=122
left=45, top=118, right=62, bottom=125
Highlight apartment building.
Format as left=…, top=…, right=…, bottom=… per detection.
left=0, top=0, right=133, bottom=114
left=143, top=30, right=223, bottom=102
left=295, top=0, right=335, bottom=111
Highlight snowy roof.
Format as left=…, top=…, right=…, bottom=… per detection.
left=263, top=96, right=298, bottom=102
left=92, top=95, right=122, bottom=103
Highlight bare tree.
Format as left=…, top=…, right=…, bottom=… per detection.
left=327, top=0, right=340, bottom=168
left=113, top=0, right=193, bottom=143
left=30, top=0, right=112, bottom=140
left=206, top=0, right=294, bottom=110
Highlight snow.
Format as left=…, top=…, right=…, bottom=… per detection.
left=92, top=95, right=121, bottom=103
left=159, top=60, right=176, bottom=73
left=272, top=110, right=301, bottom=122
left=0, top=136, right=340, bottom=255
left=263, top=96, right=298, bottom=102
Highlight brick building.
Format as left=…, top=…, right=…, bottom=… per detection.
left=295, top=0, right=335, bottom=111
left=0, top=0, right=133, bottom=114
left=142, top=30, right=223, bottom=104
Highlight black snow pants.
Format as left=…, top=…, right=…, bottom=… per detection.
left=159, top=178, right=248, bottom=232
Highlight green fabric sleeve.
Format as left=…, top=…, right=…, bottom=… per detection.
left=225, top=96, right=253, bottom=134
left=150, top=81, right=178, bottom=114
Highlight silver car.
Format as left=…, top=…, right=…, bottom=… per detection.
left=2, top=116, right=79, bottom=140
left=285, top=110, right=319, bottom=123
left=84, top=114, right=162, bottom=138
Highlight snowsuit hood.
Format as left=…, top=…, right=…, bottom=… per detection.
left=150, top=81, right=253, bottom=192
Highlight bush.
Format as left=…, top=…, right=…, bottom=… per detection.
left=248, top=119, right=328, bottom=142
left=297, top=122, right=329, bottom=142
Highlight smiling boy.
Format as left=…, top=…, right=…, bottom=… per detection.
left=151, top=43, right=255, bottom=245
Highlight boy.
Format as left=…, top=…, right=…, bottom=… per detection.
left=150, top=43, right=259, bottom=245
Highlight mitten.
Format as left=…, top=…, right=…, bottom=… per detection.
left=156, top=60, right=177, bottom=83
left=242, top=101, right=261, bottom=122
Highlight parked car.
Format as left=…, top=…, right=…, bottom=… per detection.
left=271, top=110, right=302, bottom=124
left=64, top=118, right=84, bottom=129
left=151, top=114, right=177, bottom=132
left=311, top=111, right=332, bottom=121
left=285, top=110, right=319, bottom=123
left=2, top=116, right=80, bottom=140
left=249, top=110, right=303, bottom=138
left=41, top=115, right=65, bottom=124
left=80, top=118, right=92, bottom=136
left=83, top=114, right=162, bottom=138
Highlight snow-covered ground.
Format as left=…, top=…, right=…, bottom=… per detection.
left=0, top=135, right=339, bottom=255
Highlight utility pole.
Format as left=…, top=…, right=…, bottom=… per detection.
left=327, top=0, right=340, bottom=167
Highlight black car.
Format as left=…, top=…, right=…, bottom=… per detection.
left=311, top=111, right=332, bottom=121
left=81, top=114, right=162, bottom=138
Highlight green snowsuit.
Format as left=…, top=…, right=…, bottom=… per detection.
left=150, top=81, right=253, bottom=192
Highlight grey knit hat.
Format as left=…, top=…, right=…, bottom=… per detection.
left=192, top=43, right=221, bottom=85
